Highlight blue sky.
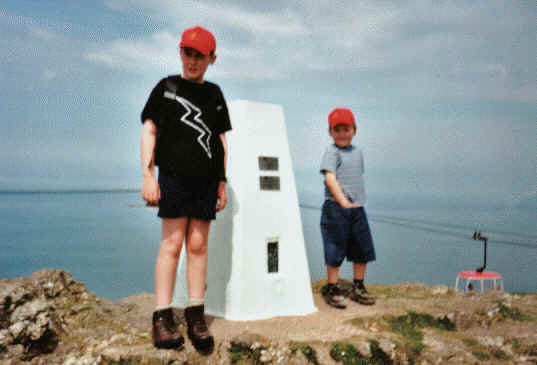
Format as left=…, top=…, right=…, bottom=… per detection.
left=2, top=1, right=535, bottom=207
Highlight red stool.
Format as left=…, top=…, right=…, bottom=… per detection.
left=455, top=271, right=504, bottom=292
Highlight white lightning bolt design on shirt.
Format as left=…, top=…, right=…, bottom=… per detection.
left=171, top=95, right=212, bottom=159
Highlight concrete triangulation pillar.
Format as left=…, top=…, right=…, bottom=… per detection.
left=172, top=100, right=317, bottom=320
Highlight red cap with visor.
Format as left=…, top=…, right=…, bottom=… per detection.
left=179, top=26, right=216, bottom=56
left=328, top=108, right=355, bottom=128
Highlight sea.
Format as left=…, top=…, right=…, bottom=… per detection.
left=1, top=190, right=535, bottom=300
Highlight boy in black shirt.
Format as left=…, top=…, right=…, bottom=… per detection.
left=140, top=25, right=231, bottom=353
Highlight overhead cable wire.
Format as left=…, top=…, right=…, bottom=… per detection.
left=371, top=213, right=537, bottom=240
left=369, top=215, right=536, bottom=249
left=298, top=203, right=536, bottom=249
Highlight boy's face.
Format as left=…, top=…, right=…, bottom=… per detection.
left=180, top=47, right=216, bottom=83
left=329, top=124, right=356, bottom=147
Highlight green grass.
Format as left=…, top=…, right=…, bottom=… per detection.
left=347, top=311, right=456, bottom=363
left=386, top=311, right=455, bottom=362
left=390, top=312, right=455, bottom=332
left=350, top=317, right=366, bottom=327
left=497, top=302, right=534, bottom=321
left=463, top=337, right=512, bottom=362
left=290, top=344, right=321, bottom=365
left=387, top=311, right=455, bottom=346
left=462, top=338, right=478, bottom=347
left=229, top=342, right=264, bottom=365
left=329, top=341, right=394, bottom=365
left=471, top=350, right=490, bottom=361
left=491, top=348, right=510, bottom=361
left=368, top=340, right=394, bottom=365
left=330, top=343, right=370, bottom=365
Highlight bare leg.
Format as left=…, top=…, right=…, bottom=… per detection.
left=353, top=262, right=367, bottom=281
left=154, top=217, right=188, bottom=307
left=327, top=265, right=340, bottom=285
left=185, top=218, right=211, bottom=299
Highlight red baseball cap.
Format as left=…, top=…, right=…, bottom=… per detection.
left=179, top=26, right=216, bottom=56
left=328, top=108, right=355, bottom=128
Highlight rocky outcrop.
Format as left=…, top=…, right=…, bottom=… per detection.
left=1, top=270, right=536, bottom=364
left=0, top=270, right=88, bottom=361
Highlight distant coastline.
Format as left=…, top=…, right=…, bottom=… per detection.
left=0, top=188, right=140, bottom=194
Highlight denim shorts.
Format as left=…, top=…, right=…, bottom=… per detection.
left=158, top=169, right=218, bottom=221
left=320, top=200, right=376, bottom=267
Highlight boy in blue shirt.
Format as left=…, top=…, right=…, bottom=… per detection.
left=320, top=108, right=376, bottom=308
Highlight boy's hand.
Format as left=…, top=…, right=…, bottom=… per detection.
left=216, top=181, right=227, bottom=211
left=324, top=172, right=358, bottom=209
left=141, top=175, right=160, bottom=206
left=340, top=200, right=359, bottom=209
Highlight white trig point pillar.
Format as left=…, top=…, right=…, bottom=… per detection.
left=172, top=100, right=317, bottom=320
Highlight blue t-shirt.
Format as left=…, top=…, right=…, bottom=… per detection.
left=320, top=144, right=367, bottom=206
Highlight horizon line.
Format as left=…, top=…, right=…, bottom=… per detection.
left=0, top=188, right=141, bottom=194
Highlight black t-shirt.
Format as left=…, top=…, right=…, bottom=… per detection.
left=141, top=75, right=232, bottom=179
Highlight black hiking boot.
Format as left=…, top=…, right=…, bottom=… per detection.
left=184, top=304, right=214, bottom=355
left=349, top=283, right=376, bottom=305
left=152, top=308, right=184, bottom=349
left=322, top=284, right=347, bottom=309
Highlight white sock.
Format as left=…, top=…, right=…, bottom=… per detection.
left=154, top=304, right=173, bottom=311
left=186, top=297, right=205, bottom=308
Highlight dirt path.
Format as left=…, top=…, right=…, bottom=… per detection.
left=119, top=290, right=391, bottom=343
left=117, top=281, right=537, bottom=346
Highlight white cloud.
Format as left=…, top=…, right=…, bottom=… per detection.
left=84, top=29, right=292, bottom=80
left=481, top=64, right=508, bottom=80
left=209, top=5, right=306, bottom=37
left=506, top=185, right=537, bottom=208
left=95, top=1, right=536, bottom=103
left=85, top=32, right=179, bottom=74
left=42, top=69, right=57, bottom=80
left=29, top=26, right=57, bottom=41
left=105, top=0, right=306, bottom=37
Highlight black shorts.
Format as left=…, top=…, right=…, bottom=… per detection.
left=158, top=170, right=219, bottom=221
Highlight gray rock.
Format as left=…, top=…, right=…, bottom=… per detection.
left=0, top=329, right=11, bottom=345
left=33, top=270, right=74, bottom=298
left=63, top=354, right=103, bottom=365
left=356, top=340, right=372, bottom=357
left=448, top=311, right=474, bottom=330
left=0, top=273, right=71, bottom=361
left=378, top=339, right=396, bottom=358
left=8, top=300, right=56, bottom=345
left=8, top=321, right=27, bottom=340
left=10, top=299, right=49, bottom=323
left=431, top=285, right=449, bottom=295
left=478, top=336, right=504, bottom=347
